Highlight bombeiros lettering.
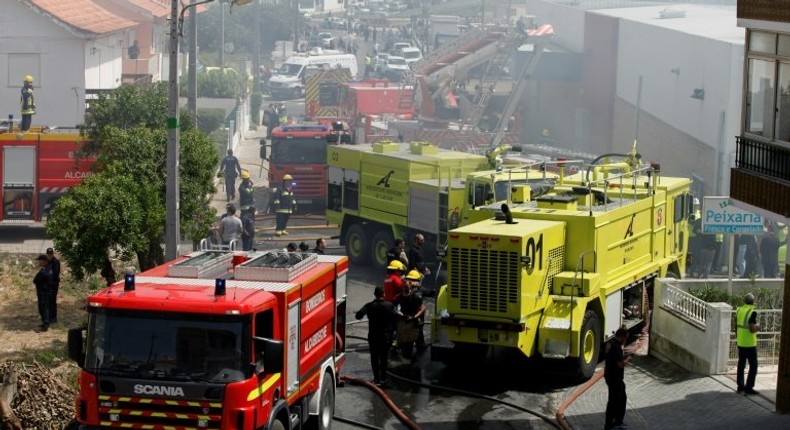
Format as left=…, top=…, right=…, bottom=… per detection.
left=305, top=289, right=326, bottom=314
left=133, top=384, right=185, bottom=397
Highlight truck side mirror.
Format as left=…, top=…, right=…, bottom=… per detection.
left=254, top=337, right=284, bottom=375
left=67, top=328, right=85, bottom=367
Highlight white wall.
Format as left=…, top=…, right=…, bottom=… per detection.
left=85, top=33, right=125, bottom=90
left=0, top=1, right=86, bottom=126
left=615, top=20, right=743, bottom=195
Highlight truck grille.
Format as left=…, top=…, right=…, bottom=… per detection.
left=98, top=394, right=222, bottom=429
left=448, top=248, right=519, bottom=313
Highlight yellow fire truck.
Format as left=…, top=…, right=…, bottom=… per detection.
left=326, top=141, right=564, bottom=269
left=431, top=144, right=693, bottom=378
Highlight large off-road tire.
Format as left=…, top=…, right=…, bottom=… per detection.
left=578, top=310, right=601, bottom=380
left=370, top=229, right=394, bottom=271
left=271, top=418, right=286, bottom=430
left=344, top=224, right=369, bottom=265
left=306, top=371, right=335, bottom=430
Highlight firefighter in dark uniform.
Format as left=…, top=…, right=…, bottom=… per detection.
left=272, top=174, right=296, bottom=236
left=355, top=286, right=396, bottom=386
left=238, top=170, right=255, bottom=211
left=20, top=75, right=36, bottom=132
left=33, top=254, right=53, bottom=332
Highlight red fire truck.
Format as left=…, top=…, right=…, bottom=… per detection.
left=262, top=122, right=349, bottom=213
left=0, top=126, right=93, bottom=223
left=68, top=250, right=348, bottom=430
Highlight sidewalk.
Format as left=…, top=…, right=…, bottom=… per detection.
left=562, top=355, right=789, bottom=429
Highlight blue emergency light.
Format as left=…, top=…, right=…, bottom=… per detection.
left=215, top=278, right=227, bottom=296
left=124, top=274, right=135, bottom=291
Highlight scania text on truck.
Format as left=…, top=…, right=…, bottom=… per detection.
left=431, top=145, right=693, bottom=378
left=262, top=122, right=350, bottom=213
left=326, top=141, right=565, bottom=270
left=68, top=250, right=348, bottom=430
left=1, top=126, right=94, bottom=223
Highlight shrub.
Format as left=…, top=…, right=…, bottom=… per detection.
left=197, top=108, right=227, bottom=135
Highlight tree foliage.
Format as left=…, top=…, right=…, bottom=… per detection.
left=81, top=82, right=194, bottom=153
left=196, top=2, right=295, bottom=60
left=48, top=86, right=219, bottom=279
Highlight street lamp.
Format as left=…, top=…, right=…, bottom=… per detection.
left=166, top=0, right=251, bottom=260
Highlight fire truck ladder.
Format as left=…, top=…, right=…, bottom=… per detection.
left=398, top=29, right=488, bottom=112
left=459, top=33, right=519, bottom=132
left=489, top=25, right=554, bottom=149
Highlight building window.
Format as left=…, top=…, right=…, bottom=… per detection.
left=777, top=62, right=790, bottom=142
left=746, top=58, right=775, bottom=137
left=744, top=30, right=790, bottom=145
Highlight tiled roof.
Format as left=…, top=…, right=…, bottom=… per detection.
left=26, top=0, right=137, bottom=35
left=127, top=0, right=171, bottom=18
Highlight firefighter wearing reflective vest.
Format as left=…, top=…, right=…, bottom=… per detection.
left=20, top=75, right=36, bottom=132
left=735, top=293, right=760, bottom=395
left=238, top=170, right=255, bottom=211
left=272, top=174, right=296, bottom=236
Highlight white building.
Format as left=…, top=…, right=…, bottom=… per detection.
left=525, top=1, right=744, bottom=197
left=1, top=0, right=136, bottom=127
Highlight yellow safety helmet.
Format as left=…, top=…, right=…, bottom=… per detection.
left=24, top=75, right=34, bottom=83
left=240, top=170, right=250, bottom=179
left=387, top=260, right=405, bottom=271
left=282, top=174, right=293, bottom=181
left=405, top=270, right=422, bottom=281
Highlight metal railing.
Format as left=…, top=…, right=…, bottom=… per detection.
left=735, top=136, right=790, bottom=183
left=660, top=284, right=708, bottom=329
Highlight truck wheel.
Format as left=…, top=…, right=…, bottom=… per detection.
left=370, top=229, right=394, bottom=271
left=344, top=224, right=369, bottom=265
left=578, top=310, right=600, bottom=379
left=270, top=418, right=285, bottom=430
left=307, top=371, right=335, bottom=430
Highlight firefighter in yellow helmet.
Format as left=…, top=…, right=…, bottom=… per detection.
left=396, top=270, right=426, bottom=361
left=20, top=75, right=36, bottom=132
left=238, top=170, right=254, bottom=210
left=272, top=174, right=296, bottom=236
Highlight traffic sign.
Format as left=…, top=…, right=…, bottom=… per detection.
left=701, top=197, right=764, bottom=234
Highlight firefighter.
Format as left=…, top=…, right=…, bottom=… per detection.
left=396, top=271, right=426, bottom=360
left=33, top=254, right=53, bottom=332
left=278, top=105, right=288, bottom=126
left=383, top=260, right=406, bottom=303
left=386, top=238, right=409, bottom=268
left=219, top=149, right=242, bottom=202
left=46, top=247, right=61, bottom=324
left=20, top=75, right=36, bottom=132
left=238, top=170, right=255, bottom=210
left=272, top=174, right=296, bottom=236
left=355, top=286, right=396, bottom=387
left=404, top=269, right=427, bottom=352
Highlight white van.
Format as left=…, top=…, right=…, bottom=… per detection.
left=398, top=47, right=423, bottom=66
left=267, top=53, right=358, bottom=99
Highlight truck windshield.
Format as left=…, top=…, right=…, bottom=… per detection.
left=272, top=138, right=327, bottom=164
left=277, top=63, right=302, bottom=76
left=85, top=309, right=250, bottom=383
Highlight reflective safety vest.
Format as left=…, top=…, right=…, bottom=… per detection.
left=736, top=304, right=757, bottom=348
left=238, top=179, right=255, bottom=208
left=273, top=187, right=296, bottom=214
left=20, top=86, right=35, bottom=115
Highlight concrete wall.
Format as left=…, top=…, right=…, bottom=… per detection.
left=613, top=19, right=743, bottom=196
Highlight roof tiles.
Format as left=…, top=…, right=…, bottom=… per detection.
left=27, top=0, right=138, bottom=35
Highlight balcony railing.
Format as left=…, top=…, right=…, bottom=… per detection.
left=735, top=136, right=790, bottom=183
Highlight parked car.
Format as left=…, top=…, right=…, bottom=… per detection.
left=316, top=32, right=334, bottom=49
left=399, top=47, right=423, bottom=66
left=384, top=56, right=409, bottom=81
left=373, top=53, right=390, bottom=74
left=321, top=17, right=345, bottom=29
left=392, top=42, right=412, bottom=52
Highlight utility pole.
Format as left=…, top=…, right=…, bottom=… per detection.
left=253, top=0, right=261, bottom=93
left=166, top=0, right=182, bottom=260
left=220, top=0, right=226, bottom=68
left=293, top=0, right=300, bottom=52
left=188, top=0, right=198, bottom=123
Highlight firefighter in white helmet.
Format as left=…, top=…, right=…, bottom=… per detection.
left=20, top=75, right=36, bottom=132
left=272, top=174, right=296, bottom=236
